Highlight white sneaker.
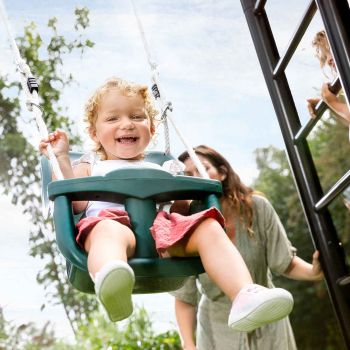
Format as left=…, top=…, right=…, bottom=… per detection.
left=94, top=260, right=135, bottom=322
left=228, top=284, right=294, bottom=332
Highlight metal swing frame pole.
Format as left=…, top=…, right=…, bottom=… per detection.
left=240, top=0, right=350, bottom=347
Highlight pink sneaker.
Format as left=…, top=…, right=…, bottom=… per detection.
left=228, top=284, right=293, bottom=332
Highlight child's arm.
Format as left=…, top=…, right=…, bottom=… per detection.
left=306, top=97, right=321, bottom=119
left=321, top=83, right=350, bottom=126
left=39, top=129, right=90, bottom=213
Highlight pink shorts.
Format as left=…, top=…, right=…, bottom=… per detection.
left=76, top=207, right=225, bottom=254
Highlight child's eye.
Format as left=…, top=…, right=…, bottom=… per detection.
left=107, top=115, right=119, bottom=121
left=131, top=114, right=146, bottom=121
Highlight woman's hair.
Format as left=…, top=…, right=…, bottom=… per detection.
left=84, top=77, right=158, bottom=159
left=178, top=145, right=255, bottom=236
left=312, top=30, right=331, bottom=68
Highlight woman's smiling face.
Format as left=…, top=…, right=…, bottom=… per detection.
left=183, top=154, right=226, bottom=182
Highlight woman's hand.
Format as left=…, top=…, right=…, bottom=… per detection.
left=39, top=129, right=70, bottom=159
left=311, top=250, right=324, bottom=281
left=284, top=251, right=324, bottom=281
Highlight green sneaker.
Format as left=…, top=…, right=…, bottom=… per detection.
left=94, top=260, right=135, bottom=322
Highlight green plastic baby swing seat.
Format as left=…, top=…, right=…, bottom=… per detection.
left=41, top=151, right=222, bottom=294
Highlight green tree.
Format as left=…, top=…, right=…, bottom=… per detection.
left=308, top=118, right=350, bottom=250
left=0, top=306, right=181, bottom=350
left=74, top=307, right=181, bottom=350
left=253, top=121, right=348, bottom=349
left=0, top=8, right=96, bottom=334
left=0, top=306, right=69, bottom=350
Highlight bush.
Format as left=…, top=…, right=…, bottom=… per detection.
left=0, top=307, right=181, bottom=350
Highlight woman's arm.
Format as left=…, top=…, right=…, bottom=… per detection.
left=175, top=298, right=197, bottom=350
left=283, top=251, right=324, bottom=281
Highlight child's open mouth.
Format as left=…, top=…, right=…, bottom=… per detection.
left=117, top=137, right=138, bottom=144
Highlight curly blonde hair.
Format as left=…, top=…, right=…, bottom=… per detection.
left=84, top=77, right=158, bottom=159
left=312, top=30, right=331, bottom=68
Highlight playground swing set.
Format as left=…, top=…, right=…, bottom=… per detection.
left=1, top=0, right=350, bottom=347
left=0, top=0, right=222, bottom=295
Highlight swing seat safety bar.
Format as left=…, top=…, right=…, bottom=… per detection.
left=42, top=152, right=222, bottom=294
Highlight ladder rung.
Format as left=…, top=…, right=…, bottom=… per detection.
left=254, top=0, right=267, bottom=14
left=315, top=170, right=350, bottom=211
left=273, top=0, right=317, bottom=78
left=337, top=275, right=350, bottom=287
left=294, top=78, right=341, bottom=143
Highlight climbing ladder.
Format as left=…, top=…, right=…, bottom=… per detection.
left=240, top=0, right=350, bottom=347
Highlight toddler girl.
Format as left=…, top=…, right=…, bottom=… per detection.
left=39, top=77, right=294, bottom=332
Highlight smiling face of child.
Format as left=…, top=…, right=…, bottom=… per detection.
left=89, top=88, right=155, bottom=160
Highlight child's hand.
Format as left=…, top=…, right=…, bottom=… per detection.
left=321, top=82, right=338, bottom=104
left=311, top=250, right=324, bottom=281
left=306, top=97, right=321, bottom=119
left=39, top=129, right=70, bottom=159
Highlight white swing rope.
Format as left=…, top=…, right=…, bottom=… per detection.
left=0, top=0, right=64, bottom=181
left=129, top=0, right=209, bottom=179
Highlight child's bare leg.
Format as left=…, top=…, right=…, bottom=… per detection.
left=180, top=218, right=252, bottom=300
left=84, top=219, right=136, bottom=278
left=84, top=219, right=136, bottom=322
left=170, top=217, right=293, bottom=332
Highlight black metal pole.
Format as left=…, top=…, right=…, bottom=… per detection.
left=240, top=0, right=350, bottom=347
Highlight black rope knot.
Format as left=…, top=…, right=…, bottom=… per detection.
left=151, top=83, right=160, bottom=99
left=27, top=77, right=39, bottom=93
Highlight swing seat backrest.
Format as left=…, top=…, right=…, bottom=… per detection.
left=41, top=151, right=222, bottom=294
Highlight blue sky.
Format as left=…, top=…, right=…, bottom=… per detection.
left=0, top=0, right=326, bottom=340
left=0, top=0, right=326, bottom=183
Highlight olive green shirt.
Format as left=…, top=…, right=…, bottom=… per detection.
left=172, top=195, right=297, bottom=350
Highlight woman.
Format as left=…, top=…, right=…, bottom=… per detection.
left=172, top=145, right=323, bottom=350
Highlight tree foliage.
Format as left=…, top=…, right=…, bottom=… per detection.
left=308, top=118, right=350, bottom=247
left=0, top=307, right=181, bottom=350
left=253, top=117, right=349, bottom=349
left=73, top=308, right=181, bottom=350
left=0, top=8, right=96, bottom=333
left=0, top=8, right=182, bottom=348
